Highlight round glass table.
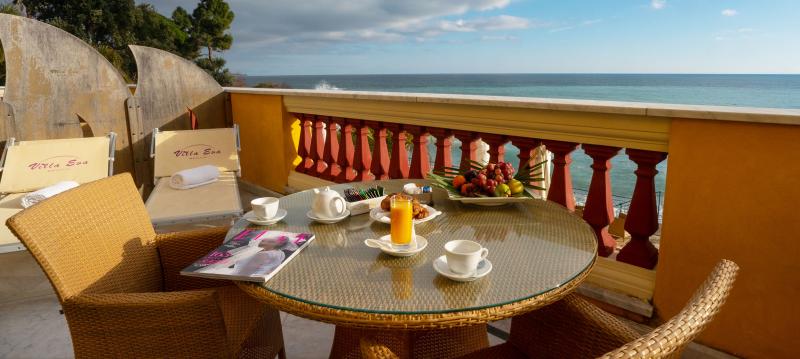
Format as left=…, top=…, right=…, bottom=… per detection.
left=231, top=180, right=597, bottom=358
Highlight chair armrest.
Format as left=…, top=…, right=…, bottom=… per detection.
left=63, top=290, right=231, bottom=357
left=507, top=294, right=641, bottom=358
left=156, top=226, right=232, bottom=291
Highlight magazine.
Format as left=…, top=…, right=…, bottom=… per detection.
left=181, top=229, right=315, bottom=282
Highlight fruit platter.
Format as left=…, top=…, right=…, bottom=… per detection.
left=428, top=160, right=546, bottom=207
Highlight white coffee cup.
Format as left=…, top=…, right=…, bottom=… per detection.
left=251, top=197, right=279, bottom=219
left=444, top=240, right=489, bottom=275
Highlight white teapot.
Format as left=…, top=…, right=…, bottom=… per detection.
left=311, top=187, right=347, bottom=219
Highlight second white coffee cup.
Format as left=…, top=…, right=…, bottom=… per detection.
left=444, top=240, right=489, bottom=275
left=251, top=197, right=279, bottom=219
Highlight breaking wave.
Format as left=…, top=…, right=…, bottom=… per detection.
left=314, top=80, right=342, bottom=91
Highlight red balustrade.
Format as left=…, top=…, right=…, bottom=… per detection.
left=385, top=123, right=409, bottom=179
left=294, top=114, right=313, bottom=173
left=511, top=137, right=541, bottom=171
left=352, top=120, right=374, bottom=182
left=309, top=115, right=327, bottom=176
left=617, top=149, right=667, bottom=269
left=321, top=116, right=340, bottom=181
left=582, top=144, right=622, bottom=257
left=366, top=121, right=390, bottom=180
left=482, top=134, right=508, bottom=163
left=406, top=125, right=431, bottom=179
left=334, top=118, right=356, bottom=183
left=453, top=131, right=481, bottom=172
left=542, top=140, right=579, bottom=211
left=290, top=113, right=670, bottom=269
left=429, top=128, right=453, bottom=173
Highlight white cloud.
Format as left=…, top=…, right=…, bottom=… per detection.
left=721, top=9, right=738, bottom=17
left=439, top=15, right=531, bottom=32
left=480, top=35, right=518, bottom=41
left=141, top=0, right=541, bottom=56
left=651, top=0, right=666, bottom=10
left=714, top=28, right=759, bottom=41
left=548, top=19, right=602, bottom=33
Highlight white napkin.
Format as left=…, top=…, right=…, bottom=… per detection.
left=169, top=165, right=220, bottom=190
left=21, top=181, right=79, bottom=208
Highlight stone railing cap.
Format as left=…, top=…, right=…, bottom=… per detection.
left=224, top=87, right=800, bottom=126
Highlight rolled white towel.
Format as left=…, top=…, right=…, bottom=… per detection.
left=169, top=165, right=220, bottom=190
left=21, top=181, right=79, bottom=208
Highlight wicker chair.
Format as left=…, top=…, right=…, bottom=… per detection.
left=6, top=173, right=285, bottom=358
left=362, top=259, right=739, bottom=359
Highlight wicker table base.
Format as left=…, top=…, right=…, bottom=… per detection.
left=331, top=325, right=489, bottom=359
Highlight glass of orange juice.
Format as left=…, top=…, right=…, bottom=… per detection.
left=390, top=196, right=414, bottom=248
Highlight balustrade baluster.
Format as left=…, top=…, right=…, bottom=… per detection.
left=335, top=119, right=357, bottom=182
left=406, top=125, right=431, bottom=179
left=366, top=121, right=390, bottom=180
left=352, top=120, right=374, bottom=181
left=542, top=140, right=579, bottom=211
left=453, top=131, right=481, bottom=172
left=582, top=144, right=622, bottom=257
left=385, top=123, right=409, bottom=179
left=481, top=134, right=508, bottom=163
left=321, top=116, right=340, bottom=181
left=511, top=137, right=542, bottom=186
left=617, top=149, right=667, bottom=269
left=294, top=114, right=313, bottom=173
left=309, top=115, right=327, bottom=176
left=429, top=128, right=453, bottom=173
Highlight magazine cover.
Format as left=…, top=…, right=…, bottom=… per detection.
left=181, top=229, right=315, bottom=282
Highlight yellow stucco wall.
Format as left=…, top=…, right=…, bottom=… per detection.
left=656, top=118, right=800, bottom=358
left=230, top=93, right=298, bottom=193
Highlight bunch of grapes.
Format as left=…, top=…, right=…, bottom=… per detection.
left=461, top=162, right=515, bottom=197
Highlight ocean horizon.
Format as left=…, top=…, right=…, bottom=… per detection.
left=244, top=73, right=800, bottom=210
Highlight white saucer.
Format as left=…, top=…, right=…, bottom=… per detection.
left=307, top=210, right=350, bottom=224
left=244, top=209, right=287, bottom=225
left=433, top=255, right=492, bottom=282
left=369, top=204, right=441, bottom=225
left=364, top=235, right=428, bottom=257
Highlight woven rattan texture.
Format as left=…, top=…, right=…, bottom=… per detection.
left=7, top=174, right=285, bottom=358
left=157, top=226, right=234, bottom=291
left=446, top=259, right=739, bottom=359
left=7, top=173, right=162, bottom=300
left=231, top=180, right=597, bottom=329
left=341, top=325, right=488, bottom=359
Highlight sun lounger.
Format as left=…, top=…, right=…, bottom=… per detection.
left=145, top=126, right=243, bottom=230
left=0, top=134, right=116, bottom=252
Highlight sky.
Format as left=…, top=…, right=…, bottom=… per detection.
left=145, top=0, right=800, bottom=75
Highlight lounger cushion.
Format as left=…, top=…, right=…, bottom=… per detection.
left=0, top=136, right=111, bottom=193
left=145, top=172, right=242, bottom=227
left=0, top=193, right=26, bottom=250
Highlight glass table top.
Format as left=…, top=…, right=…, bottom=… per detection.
left=228, top=180, right=597, bottom=315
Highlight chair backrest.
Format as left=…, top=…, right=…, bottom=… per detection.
left=601, top=259, right=740, bottom=359
left=0, top=134, right=116, bottom=193
left=151, top=126, right=240, bottom=179
left=6, top=173, right=162, bottom=301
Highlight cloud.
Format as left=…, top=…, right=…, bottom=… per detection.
left=714, top=27, right=758, bottom=41
left=721, top=9, right=738, bottom=17
left=548, top=19, right=602, bottom=33
left=439, top=15, right=531, bottom=32
left=480, top=35, right=518, bottom=41
left=651, top=0, right=666, bottom=10
left=144, top=0, right=517, bottom=47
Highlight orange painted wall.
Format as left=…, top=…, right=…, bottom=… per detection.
left=230, top=93, right=298, bottom=193
left=655, top=118, right=800, bottom=358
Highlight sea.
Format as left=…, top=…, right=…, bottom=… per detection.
left=244, top=74, right=800, bottom=211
